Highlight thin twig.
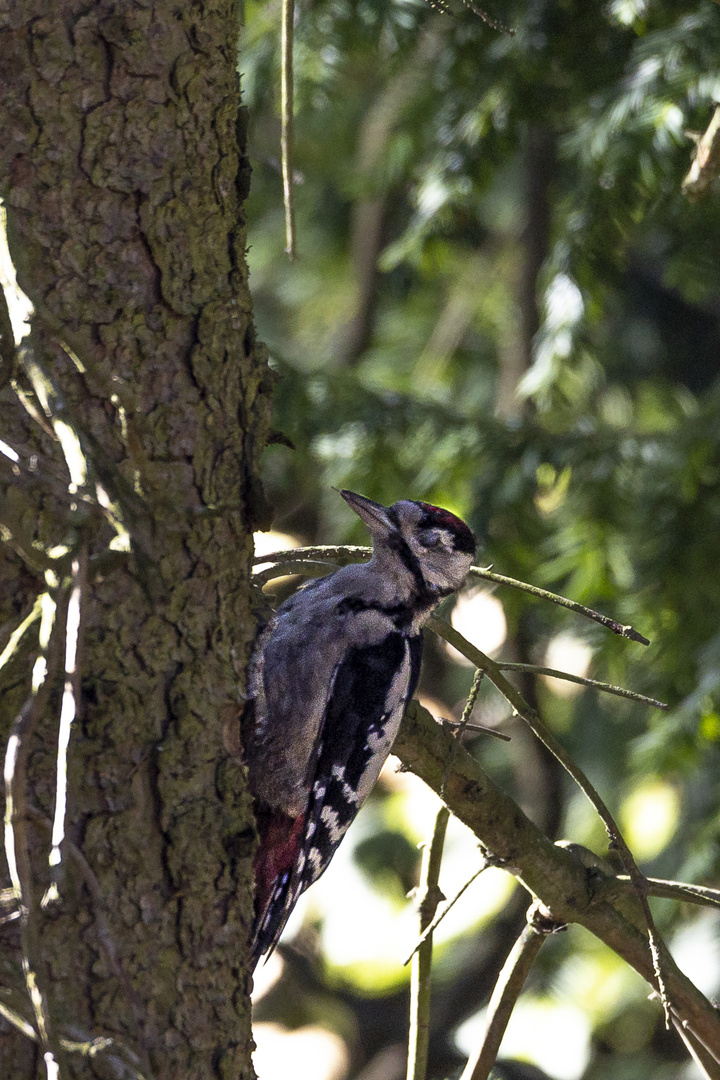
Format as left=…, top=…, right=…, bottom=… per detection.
left=0, top=987, right=152, bottom=1080
left=460, top=917, right=544, bottom=1080
left=406, top=805, right=449, bottom=1080
left=439, top=669, right=484, bottom=798
left=497, top=662, right=668, bottom=711
left=459, top=0, right=516, bottom=35
left=280, top=0, right=296, bottom=259
left=468, top=566, right=650, bottom=645
left=428, top=615, right=673, bottom=1027
left=253, top=559, right=339, bottom=586
left=0, top=999, right=37, bottom=1040
left=672, top=1015, right=720, bottom=1078
left=251, top=544, right=370, bottom=566
left=404, top=858, right=491, bottom=965
left=250, top=546, right=651, bottom=644
left=441, top=718, right=511, bottom=742
left=619, top=877, right=720, bottom=910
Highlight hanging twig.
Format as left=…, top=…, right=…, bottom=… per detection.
left=281, top=0, right=296, bottom=259
left=459, top=915, right=545, bottom=1080
left=406, top=804, right=449, bottom=1080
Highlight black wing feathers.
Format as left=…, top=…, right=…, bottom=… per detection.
left=299, top=633, right=409, bottom=883
left=252, top=631, right=422, bottom=964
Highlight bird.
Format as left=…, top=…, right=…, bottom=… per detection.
left=245, top=489, right=476, bottom=969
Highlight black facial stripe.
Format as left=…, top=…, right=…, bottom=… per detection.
left=385, top=506, right=401, bottom=530
left=335, top=595, right=420, bottom=630
left=387, top=531, right=433, bottom=601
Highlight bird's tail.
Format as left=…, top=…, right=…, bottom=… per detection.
left=251, top=806, right=305, bottom=970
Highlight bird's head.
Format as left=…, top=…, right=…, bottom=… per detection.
left=340, top=490, right=476, bottom=597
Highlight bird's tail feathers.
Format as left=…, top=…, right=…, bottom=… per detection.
left=250, top=807, right=305, bottom=971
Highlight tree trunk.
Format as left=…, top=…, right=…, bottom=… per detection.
left=0, top=1, right=270, bottom=1077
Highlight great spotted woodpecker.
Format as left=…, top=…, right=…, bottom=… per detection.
left=247, top=490, right=475, bottom=968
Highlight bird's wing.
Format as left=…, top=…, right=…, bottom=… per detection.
left=251, top=630, right=423, bottom=966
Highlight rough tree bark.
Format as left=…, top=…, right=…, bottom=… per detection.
left=0, top=1, right=269, bottom=1077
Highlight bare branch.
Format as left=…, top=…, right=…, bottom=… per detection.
left=460, top=914, right=546, bottom=1080
left=394, top=701, right=720, bottom=1056
left=253, top=559, right=340, bottom=586
left=252, top=544, right=371, bottom=566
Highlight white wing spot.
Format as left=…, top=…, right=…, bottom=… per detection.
left=320, top=804, right=344, bottom=844
left=307, top=847, right=324, bottom=878
left=332, top=763, right=360, bottom=805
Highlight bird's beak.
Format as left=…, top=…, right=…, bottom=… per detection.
left=340, top=490, right=395, bottom=539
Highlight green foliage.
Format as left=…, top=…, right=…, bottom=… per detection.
left=243, top=1, right=720, bottom=1075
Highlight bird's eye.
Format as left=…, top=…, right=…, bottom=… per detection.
left=419, top=529, right=443, bottom=549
